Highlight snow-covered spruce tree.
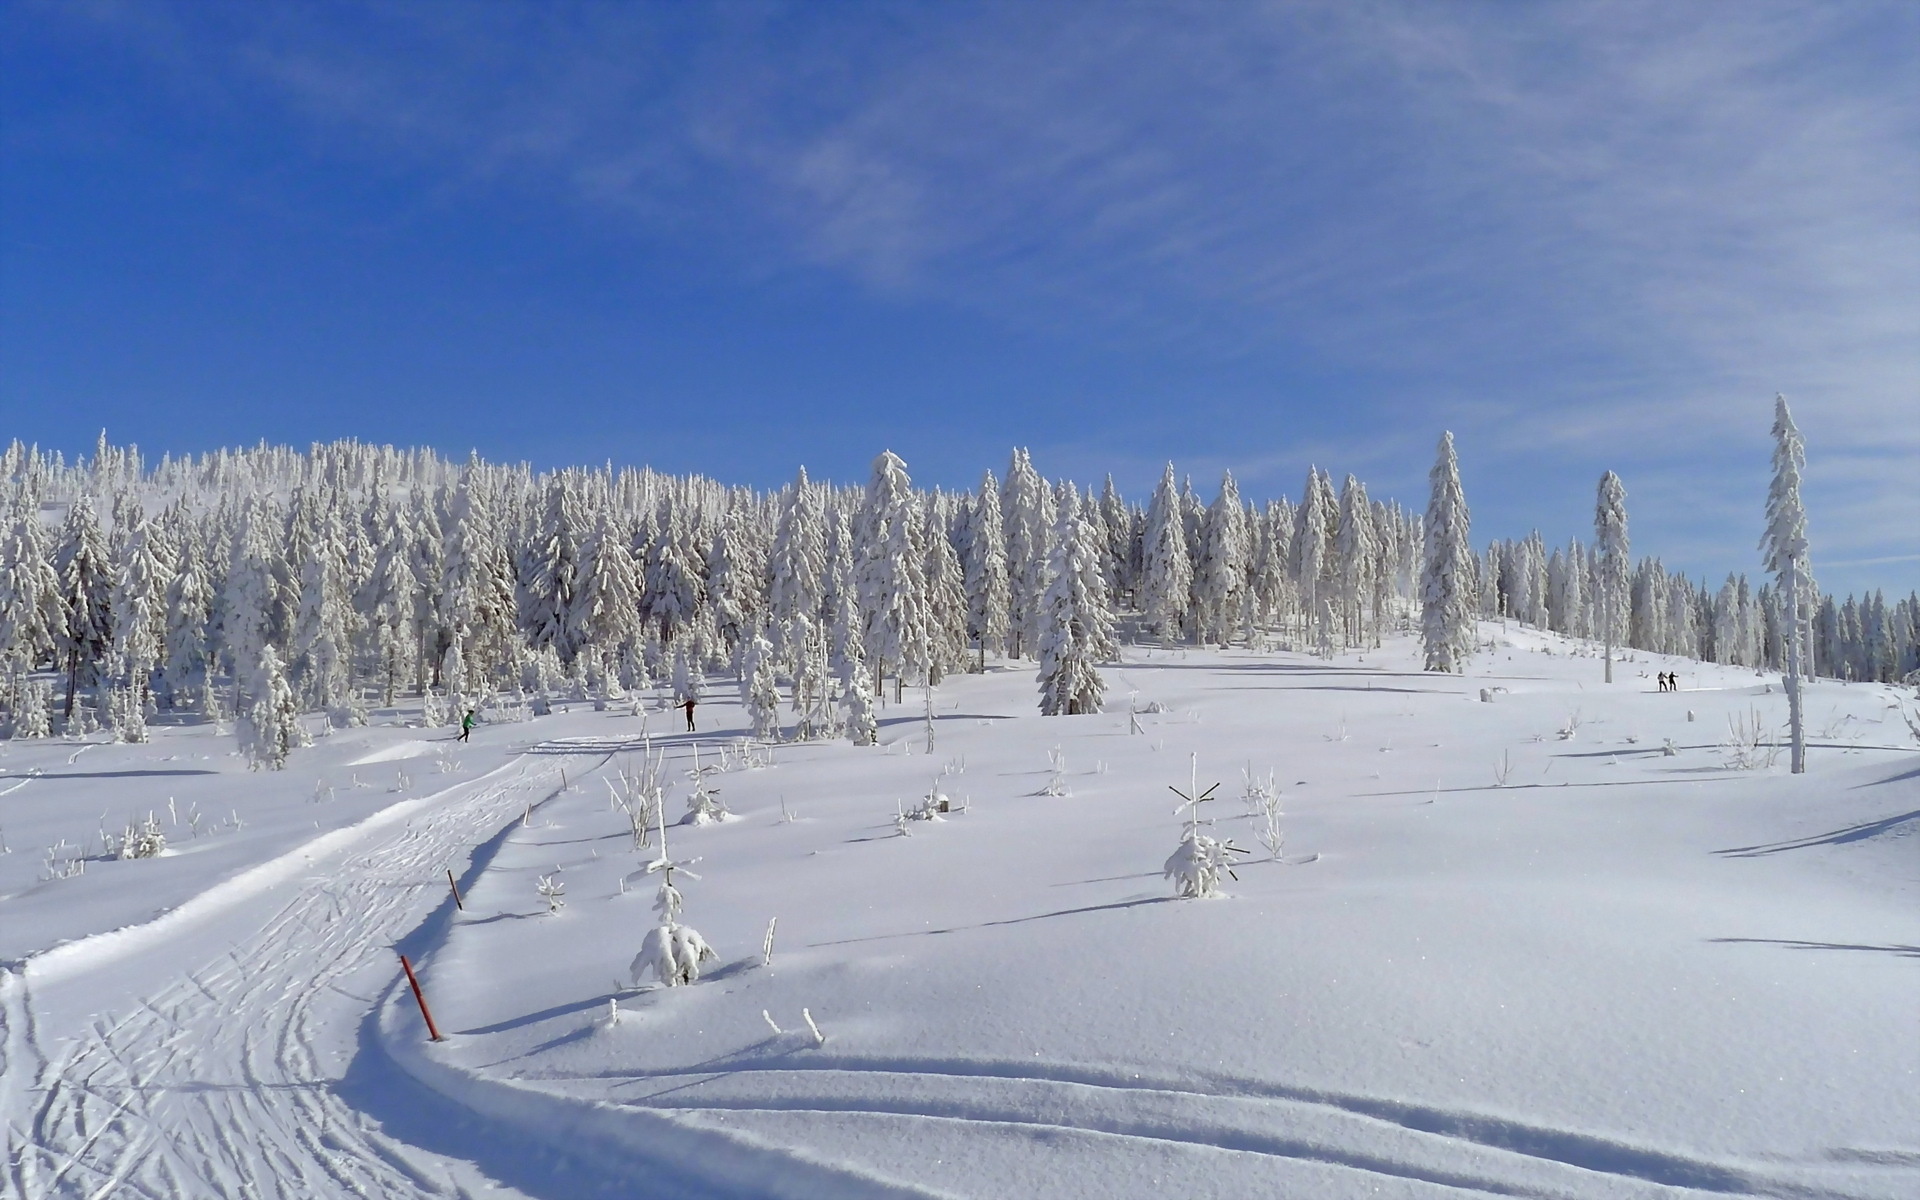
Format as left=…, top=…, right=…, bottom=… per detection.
left=520, top=473, right=581, bottom=665
left=1139, top=464, right=1192, bottom=641
left=1335, top=475, right=1377, bottom=648
left=855, top=451, right=931, bottom=701
left=13, top=678, right=51, bottom=739
left=291, top=502, right=352, bottom=715
left=830, top=543, right=878, bottom=746
left=644, top=511, right=705, bottom=648
left=1036, top=487, right=1116, bottom=716
left=1000, top=448, right=1050, bottom=657
left=359, top=501, right=418, bottom=706
left=54, top=495, right=113, bottom=723
left=767, top=467, right=827, bottom=674
left=1192, top=472, right=1245, bottom=646
left=1293, top=467, right=1338, bottom=654
left=631, top=823, right=717, bottom=988
left=962, top=470, right=1010, bottom=670
left=0, top=489, right=60, bottom=694
left=738, top=622, right=782, bottom=740
left=1593, top=471, right=1630, bottom=683
left=244, top=644, right=305, bottom=770
left=1098, top=475, right=1134, bottom=608
left=1760, top=395, right=1810, bottom=774
left=572, top=503, right=642, bottom=668
left=923, top=498, right=970, bottom=683
left=110, top=511, right=166, bottom=707
left=1420, top=432, right=1475, bottom=673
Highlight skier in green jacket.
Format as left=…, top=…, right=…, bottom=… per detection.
left=459, top=710, right=475, bottom=742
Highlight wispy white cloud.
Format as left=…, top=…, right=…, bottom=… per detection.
left=49, top=0, right=1920, bottom=593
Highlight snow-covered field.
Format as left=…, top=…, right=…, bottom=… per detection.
left=5, top=624, right=1917, bottom=1199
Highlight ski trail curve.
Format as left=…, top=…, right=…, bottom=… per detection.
left=2, top=750, right=606, bottom=1200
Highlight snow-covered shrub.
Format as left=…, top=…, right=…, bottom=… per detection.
left=684, top=775, right=727, bottom=825
left=631, top=833, right=715, bottom=987
left=536, top=873, right=565, bottom=914
left=1163, top=831, right=1242, bottom=899
left=113, top=814, right=166, bottom=860
left=1166, top=758, right=1245, bottom=897
left=1040, top=746, right=1069, bottom=796
left=111, top=686, right=148, bottom=743
left=1241, top=767, right=1284, bottom=859
left=1720, top=708, right=1780, bottom=770
left=13, top=679, right=50, bottom=739
left=632, top=923, right=716, bottom=988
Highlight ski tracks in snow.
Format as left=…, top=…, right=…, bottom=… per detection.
left=2, top=751, right=602, bottom=1200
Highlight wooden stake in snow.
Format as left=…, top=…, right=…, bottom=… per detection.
left=803, top=1007, right=825, bottom=1046
left=398, top=954, right=444, bottom=1042
left=762, top=917, right=778, bottom=967
left=446, top=868, right=464, bottom=911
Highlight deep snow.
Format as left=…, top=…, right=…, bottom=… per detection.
left=5, top=624, right=1917, bottom=1198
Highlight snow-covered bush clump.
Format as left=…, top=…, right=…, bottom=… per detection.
left=113, top=814, right=167, bottom=860
left=633, top=922, right=716, bottom=988
left=12, top=679, right=50, bottom=738
left=1164, top=831, right=1243, bottom=899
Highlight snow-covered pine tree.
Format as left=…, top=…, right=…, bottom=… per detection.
left=0, top=488, right=60, bottom=691
left=359, top=501, right=417, bottom=705
left=644, top=511, right=705, bottom=648
left=830, top=552, right=877, bottom=745
left=572, top=503, right=642, bottom=666
left=291, top=501, right=352, bottom=714
left=55, top=496, right=113, bottom=723
left=1192, top=472, right=1245, bottom=646
left=1293, top=468, right=1338, bottom=654
left=1420, top=432, right=1475, bottom=672
left=962, top=470, right=1010, bottom=670
left=1335, top=475, right=1377, bottom=648
left=1760, top=395, right=1810, bottom=773
left=923, top=498, right=969, bottom=683
left=767, top=467, right=827, bottom=671
left=245, top=644, right=305, bottom=770
left=521, top=474, right=581, bottom=665
left=855, top=451, right=931, bottom=700
left=1036, top=486, right=1116, bottom=716
left=1594, top=471, right=1630, bottom=684
left=1139, top=464, right=1192, bottom=641
left=1099, top=475, right=1133, bottom=608
left=1000, top=449, right=1049, bottom=658
left=739, top=622, right=781, bottom=739
left=706, top=505, right=764, bottom=656
left=110, top=509, right=166, bottom=708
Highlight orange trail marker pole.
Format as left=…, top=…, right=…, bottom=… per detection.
left=446, top=868, right=464, bottom=910
left=399, top=954, right=445, bottom=1042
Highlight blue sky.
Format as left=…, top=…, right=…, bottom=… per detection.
left=3, top=1, right=1915, bottom=596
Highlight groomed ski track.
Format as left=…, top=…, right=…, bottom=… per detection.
left=0, top=742, right=668, bottom=1200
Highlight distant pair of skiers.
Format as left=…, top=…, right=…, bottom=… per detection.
left=1656, top=672, right=1679, bottom=693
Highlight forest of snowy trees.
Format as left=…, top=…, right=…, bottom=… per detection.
left=0, top=434, right=1914, bottom=758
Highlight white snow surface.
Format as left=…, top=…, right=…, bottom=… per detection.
left=4, top=624, right=1917, bottom=1199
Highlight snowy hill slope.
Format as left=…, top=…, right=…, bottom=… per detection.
left=390, top=627, right=1919, bottom=1199
left=3, top=624, right=1916, bottom=1198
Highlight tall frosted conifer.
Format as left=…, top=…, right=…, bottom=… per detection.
left=1192, top=472, right=1245, bottom=645
left=1335, top=475, right=1376, bottom=648
left=1760, top=395, right=1809, bottom=773
left=1000, top=449, right=1049, bottom=658
left=1592, top=471, right=1630, bottom=683
left=962, top=471, right=1010, bottom=669
left=1140, top=464, right=1192, bottom=641
left=1420, top=433, right=1475, bottom=672
left=1036, top=487, right=1116, bottom=716
left=855, top=451, right=931, bottom=697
